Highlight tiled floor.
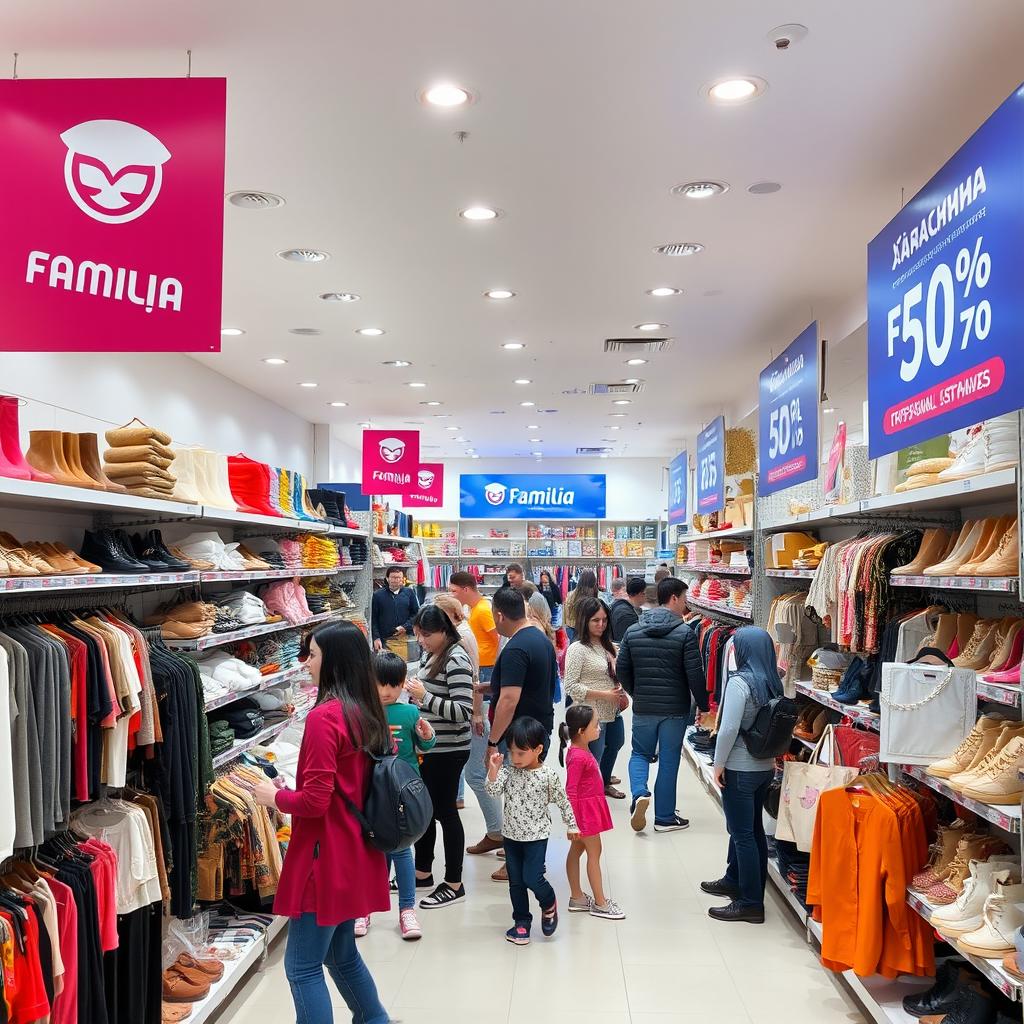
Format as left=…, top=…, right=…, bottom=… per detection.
left=220, top=752, right=868, bottom=1024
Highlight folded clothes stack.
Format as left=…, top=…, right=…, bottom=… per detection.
left=208, top=697, right=265, bottom=739
left=277, top=537, right=304, bottom=569
left=260, top=579, right=312, bottom=624
left=196, top=651, right=264, bottom=702
left=243, top=536, right=286, bottom=569
left=302, top=576, right=331, bottom=614
left=217, top=590, right=272, bottom=626
left=270, top=633, right=302, bottom=668
left=145, top=599, right=218, bottom=639
left=176, top=531, right=248, bottom=571
left=300, top=533, right=341, bottom=570
left=348, top=539, right=369, bottom=565
left=792, top=542, right=828, bottom=570
left=209, top=719, right=235, bottom=755
left=101, top=417, right=181, bottom=501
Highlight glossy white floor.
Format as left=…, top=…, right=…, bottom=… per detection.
left=220, top=746, right=868, bottom=1024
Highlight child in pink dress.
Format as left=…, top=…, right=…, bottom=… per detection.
left=559, top=705, right=625, bottom=920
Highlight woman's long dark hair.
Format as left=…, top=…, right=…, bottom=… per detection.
left=415, top=604, right=465, bottom=678
left=309, top=621, right=390, bottom=754
left=538, top=570, right=562, bottom=607
left=574, top=569, right=599, bottom=603
left=576, top=597, right=616, bottom=660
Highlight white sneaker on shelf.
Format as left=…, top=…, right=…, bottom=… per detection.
left=931, top=862, right=1018, bottom=937
left=956, top=881, right=1024, bottom=957
left=938, top=426, right=986, bottom=482
left=984, top=414, right=1020, bottom=474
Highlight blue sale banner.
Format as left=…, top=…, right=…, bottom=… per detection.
left=695, top=417, right=725, bottom=514
left=867, top=83, right=1024, bottom=458
left=668, top=451, right=687, bottom=524
left=758, top=322, right=820, bottom=496
left=460, top=474, right=606, bottom=519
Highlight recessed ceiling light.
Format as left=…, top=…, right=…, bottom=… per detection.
left=635, top=323, right=666, bottom=332
left=623, top=378, right=640, bottom=384
left=433, top=413, right=451, bottom=418
left=381, top=359, right=411, bottom=367
left=356, top=327, right=385, bottom=336
left=277, top=248, right=330, bottom=263
left=407, top=381, right=427, bottom=388
left=454, top=437, right=468, bottom=442
left=647, top=287, right=682, bottom=297
left=610, top=413, right=627, bottom=418
left=421, top=83, right=473, bottom=107
left=320, top=292, right=360, bottom=302
left=421, top=400, right=442, bottom=406
left=514, top=378, right=532, bottom=385
left=613, top=399, right=632, bottom=405
left=527, top=424, right=539, bottom=429
left=470, top=454, right=480, bottom=459
left=748, top=181, right=782, bottom=195
left=299, top=382, right=318, bottom=388
left=460, top=206, right=500, bottom=221
left=671, top=181, right=729, bottom=199
left=466, top=449, right=476, bottom=454
left=358, top=421, right=371, bottom=428
left=704, top=76, right=767, bottom=104
left=608, top=425, right=621, bottom=430
left=328, top=401, right=348, bottom=407
left=823, top=407, right=835, bottom=414
left=626, top=358, right=649, bottom=366
left=502, top=342, right=525, bottom=350
left=520, top=401, right=535, bottom=407
left=227, top=190, right=285, bottom=210
left=484, top=289, right=516, bottom=300
left=262, top=357, right=287, bottom=365
left=529, top=438, right=542, bottom=443
left=654, top=242, right=704, bottom=256
left=221, top=327, right=245, bottom=336
left=446, top=426, right=460, bottom=431
left=531, top=451, right=543, bottom=456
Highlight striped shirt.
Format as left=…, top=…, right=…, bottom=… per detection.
left=417, top=643, right=474, bottom=752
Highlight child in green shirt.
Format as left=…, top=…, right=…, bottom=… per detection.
left=356, top=651, right=435, bottom=941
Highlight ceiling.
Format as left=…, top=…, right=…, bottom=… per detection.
left=6, top=0, right=1024, bottom=462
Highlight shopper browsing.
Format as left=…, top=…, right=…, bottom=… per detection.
left=538, top=570, right=563, bottom=619
left=609, top=576, right=646, bottom=642
left=505, top=563, right=526, bottom=589
left=371, top=566, right=419, bottom=656
left=559, top=705, right=624, bottom=920
left=701, top=627, right=783, bottom=925
left=563, top=569, right=601, bottom=641
left=485, top=716, right=579, bottom=945
left=616, top=576, right=708, bottom=833
left=405, top=605, right=474, bottom=909
left=355, top=651, right=436, bottom=941
left=248, top=622, right=391, bottom=1024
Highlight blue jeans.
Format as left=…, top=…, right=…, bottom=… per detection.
left=459, top=666, right=494, bottom=805
left=588, top=721, right=608, bottom=766
left=628, top=715, right=686, bottom=822
left=721, top=768, right=774, bottom=908
left=387, top=846, right=415, bottom=911
left=503, top=838, right=554, bottom=927
left=284, top=914, right=388, bottom=1024
left=599, top=714, right=625, bottom=785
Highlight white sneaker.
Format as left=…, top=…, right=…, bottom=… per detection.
left=590, top=899, right=626, bottom=920
left=931, top=862, right=1018, bottom=937
left=938, top=426, right=986, bottom=482
left=984, top=414, right=1020, bottom=473
left=957, top=881, right=1024, bottom=957
left=354, top=916, right=370, bottom=937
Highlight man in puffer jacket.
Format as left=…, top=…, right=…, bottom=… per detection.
left=616, top=576, right=708, bottom=834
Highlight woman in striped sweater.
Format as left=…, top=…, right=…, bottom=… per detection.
left=405, top=604, right=475, bottom=909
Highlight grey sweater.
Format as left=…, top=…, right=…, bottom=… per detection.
left=712, top=675, right=776, bottom=773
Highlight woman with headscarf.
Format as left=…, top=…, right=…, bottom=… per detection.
left=538, top=570, right=563, bottom=620
left=701, top=626, right=782, bottom=926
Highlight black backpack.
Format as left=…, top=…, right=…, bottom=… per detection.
left=742, top=695, right=800, bottom=759
left=344, top=751, right=434, bottom=853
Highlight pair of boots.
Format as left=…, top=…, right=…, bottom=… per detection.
left=0, top=396, right=55, bottom=482
left=928, top=717, right=1024, bottom=803
left=938, top=414, right=1020, bottom=482
left=24, top=430, right=127, bottom=491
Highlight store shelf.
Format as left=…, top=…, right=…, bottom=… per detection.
left=766, top=857, right=810, bottom=924
left=905, top=889, right=1022, bottom=1000
left=0, top=475, right=203, bottom=519
left=1, top=569, right=199, bottom=593
left=194, top=507, right=330, bottom=533
left=682, top=728, right=722, bottom=807
left=336, top=564, right=367, bottom=571
left=900, top=763, right=1021, bottom=833
left=686, top=595, right=753, bottom=621
left=976, top=678, right=1021, bottom=708
left=373, top=562, right=416, bottom=570
left=793, top=681, right=880, bottom=730
left=203, top=664, right=310, bottom=712
left=677, top=563, right=752, bottom=576
left=164, top=610, right=341, bottom=651
left=327, top=526, right=367, bottom=539
left=889, top=573, right=1019, bottom=593
left=761, top=469, right=1018, bottom=532
left=841, top=970, right=941, bottom=1024
left=211, top=717, right=296, bottom=769
left=676, top=525, right=753, bottom=544
left=765, top=568, right=817, bottom=580
left=199, top=567, right=346, bottom=583
left=374, top=534, right=419, bottom=544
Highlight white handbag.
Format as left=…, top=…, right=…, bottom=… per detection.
left=879, top=660, right=977, bottom=765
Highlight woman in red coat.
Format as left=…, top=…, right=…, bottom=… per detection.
left=251, top=621, right=392, bottom=1024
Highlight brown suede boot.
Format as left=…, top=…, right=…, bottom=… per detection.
left=78, top=433, right=127, bottom=492
left=61, top=433, right=102, bottom=489
left=26, top=430, right=80, bottom=486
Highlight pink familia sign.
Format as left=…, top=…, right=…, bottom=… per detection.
left=361, top=430, right=421, bottom=496
left=0, top=77, right=226, bottom=352
left=402, top=463, right=444, bottom=507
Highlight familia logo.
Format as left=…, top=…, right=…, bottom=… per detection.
left=484, top=482, right=575, bottom=507
left=371, top=436, right=413, bottom=487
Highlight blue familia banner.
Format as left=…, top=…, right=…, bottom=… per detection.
left=695, top=417, right=725, bottom=514
left=867, top=83, right=1024, bottom=458
left=460, top=474, right=606, bottom=519
left=758, top=322, right=820, bottom=496
left=668, top=451, right=687, bottom=524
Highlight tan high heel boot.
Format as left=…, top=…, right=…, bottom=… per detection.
left=60, top=433, right=102, bottom=490
left=25, top=430, right=80, bottom=486
left=973, top=519, right=1020, bottom=578
left=77, top=433, right=127, bottom=492
left=958, top=516, right=1013, bottom=576
left=893, top=528, right=953, bottom=575
left=924, top=521, right=984, bottom=575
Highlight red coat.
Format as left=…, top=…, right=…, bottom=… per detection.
left=273, top=699, right=390, bottom=926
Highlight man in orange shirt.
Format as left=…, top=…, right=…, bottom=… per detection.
left=449, top=571, right=503, bottom=853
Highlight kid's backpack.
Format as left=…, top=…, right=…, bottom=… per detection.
left=742, top=695, right=800, bottom=759
left=345, top=752, right=433, bottom=853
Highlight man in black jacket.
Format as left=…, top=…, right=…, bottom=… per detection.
left=609, top=576, right=647, bottom=642
left=616, top=576, right=708, bottom=833
left=371, top=566, right=420, bottom=658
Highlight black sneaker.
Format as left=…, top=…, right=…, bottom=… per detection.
left=414, top=874, right=434, bottom=889
left=654, top=815, right=690, bottom=832
left=505, top=923, right=530, bottom=945
left=630, top=795, right=650, bottom=832
left=700, top=877, right=740, bottom=898
left=389, top=877, right=399, bottom=892
left=419, top=882, right=466, bottom=909
left=541, top=901, right=558, bottom=937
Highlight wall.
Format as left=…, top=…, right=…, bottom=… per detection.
left=2, top=352, right=314, bottom=474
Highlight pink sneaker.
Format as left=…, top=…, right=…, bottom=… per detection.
left=399, top=908, right=422, bottom=941
left=354, top=916, right=370, bottom=937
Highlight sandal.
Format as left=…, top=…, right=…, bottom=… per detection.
left=604, top=784, right=626, bottom=799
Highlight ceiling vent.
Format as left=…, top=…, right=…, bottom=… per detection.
left=603, top=338, right=673, bottom=354
left=289, top=327, right=323, bottom=336
left=653, top=242, right=704, bottom=256
left=228, top=190, right=285, bottom=209
left=277, top=248, right=330, bottom=263
left=577, top=446, right=613, bottom=455
left=588, top=382, right=646, bottom=396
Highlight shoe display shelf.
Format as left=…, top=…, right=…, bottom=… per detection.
left=2, top=569, right=201, bottom=593
left=793, top=681, right=881, bottom=730
left=764, top=568, right=816, bottom=580
left=373, top=533, right=418, bottom=544
left=682, top=727, right=722, bottom=809
left=199, top=567, right=352, bottom=583
left=759, top=469, right=1018, bottom=533
left=900, top=764, right=1022, bottom=834
left=327, top=525, right=368, bottom=539
left=203, top=664, right=310, bottom=713
left=188, top=915, right=288, bottom=1024
left=890, top=573, right=1019, bottom=593
left=211, top=716, right=297, bottom=770
left=904, top=888, right=1023, bottom=1000
left=686, top=595, right=753, bottom=621
left=195, top=507, right=333, bottom=534
left=678, top=563, right=752, bottom=576
left=164, top=609, right=343, bottom=651
left=675, top=525, right=753, bottom=544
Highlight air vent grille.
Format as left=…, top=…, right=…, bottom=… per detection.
left=228, top=191, right=285, bottom=209
left=577, top=447, right=613, bottom=455
left=289, top=328, right=323, bottom=336
left=603, top=338, right=673, bottom=354
left=653, top=242, right=704, bottom=256
left=277, top=248, right=330, bottom=263
left=588, top=382, right=646, bottom=395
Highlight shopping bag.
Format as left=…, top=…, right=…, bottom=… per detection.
left=879, top=661, right=976, bottom=765
left=775, top=725, right=858, bottom=852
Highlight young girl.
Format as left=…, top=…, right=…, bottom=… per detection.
left=485, top=716, right=579, bottom=945
left=559, top=705, right=625, bottom=920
